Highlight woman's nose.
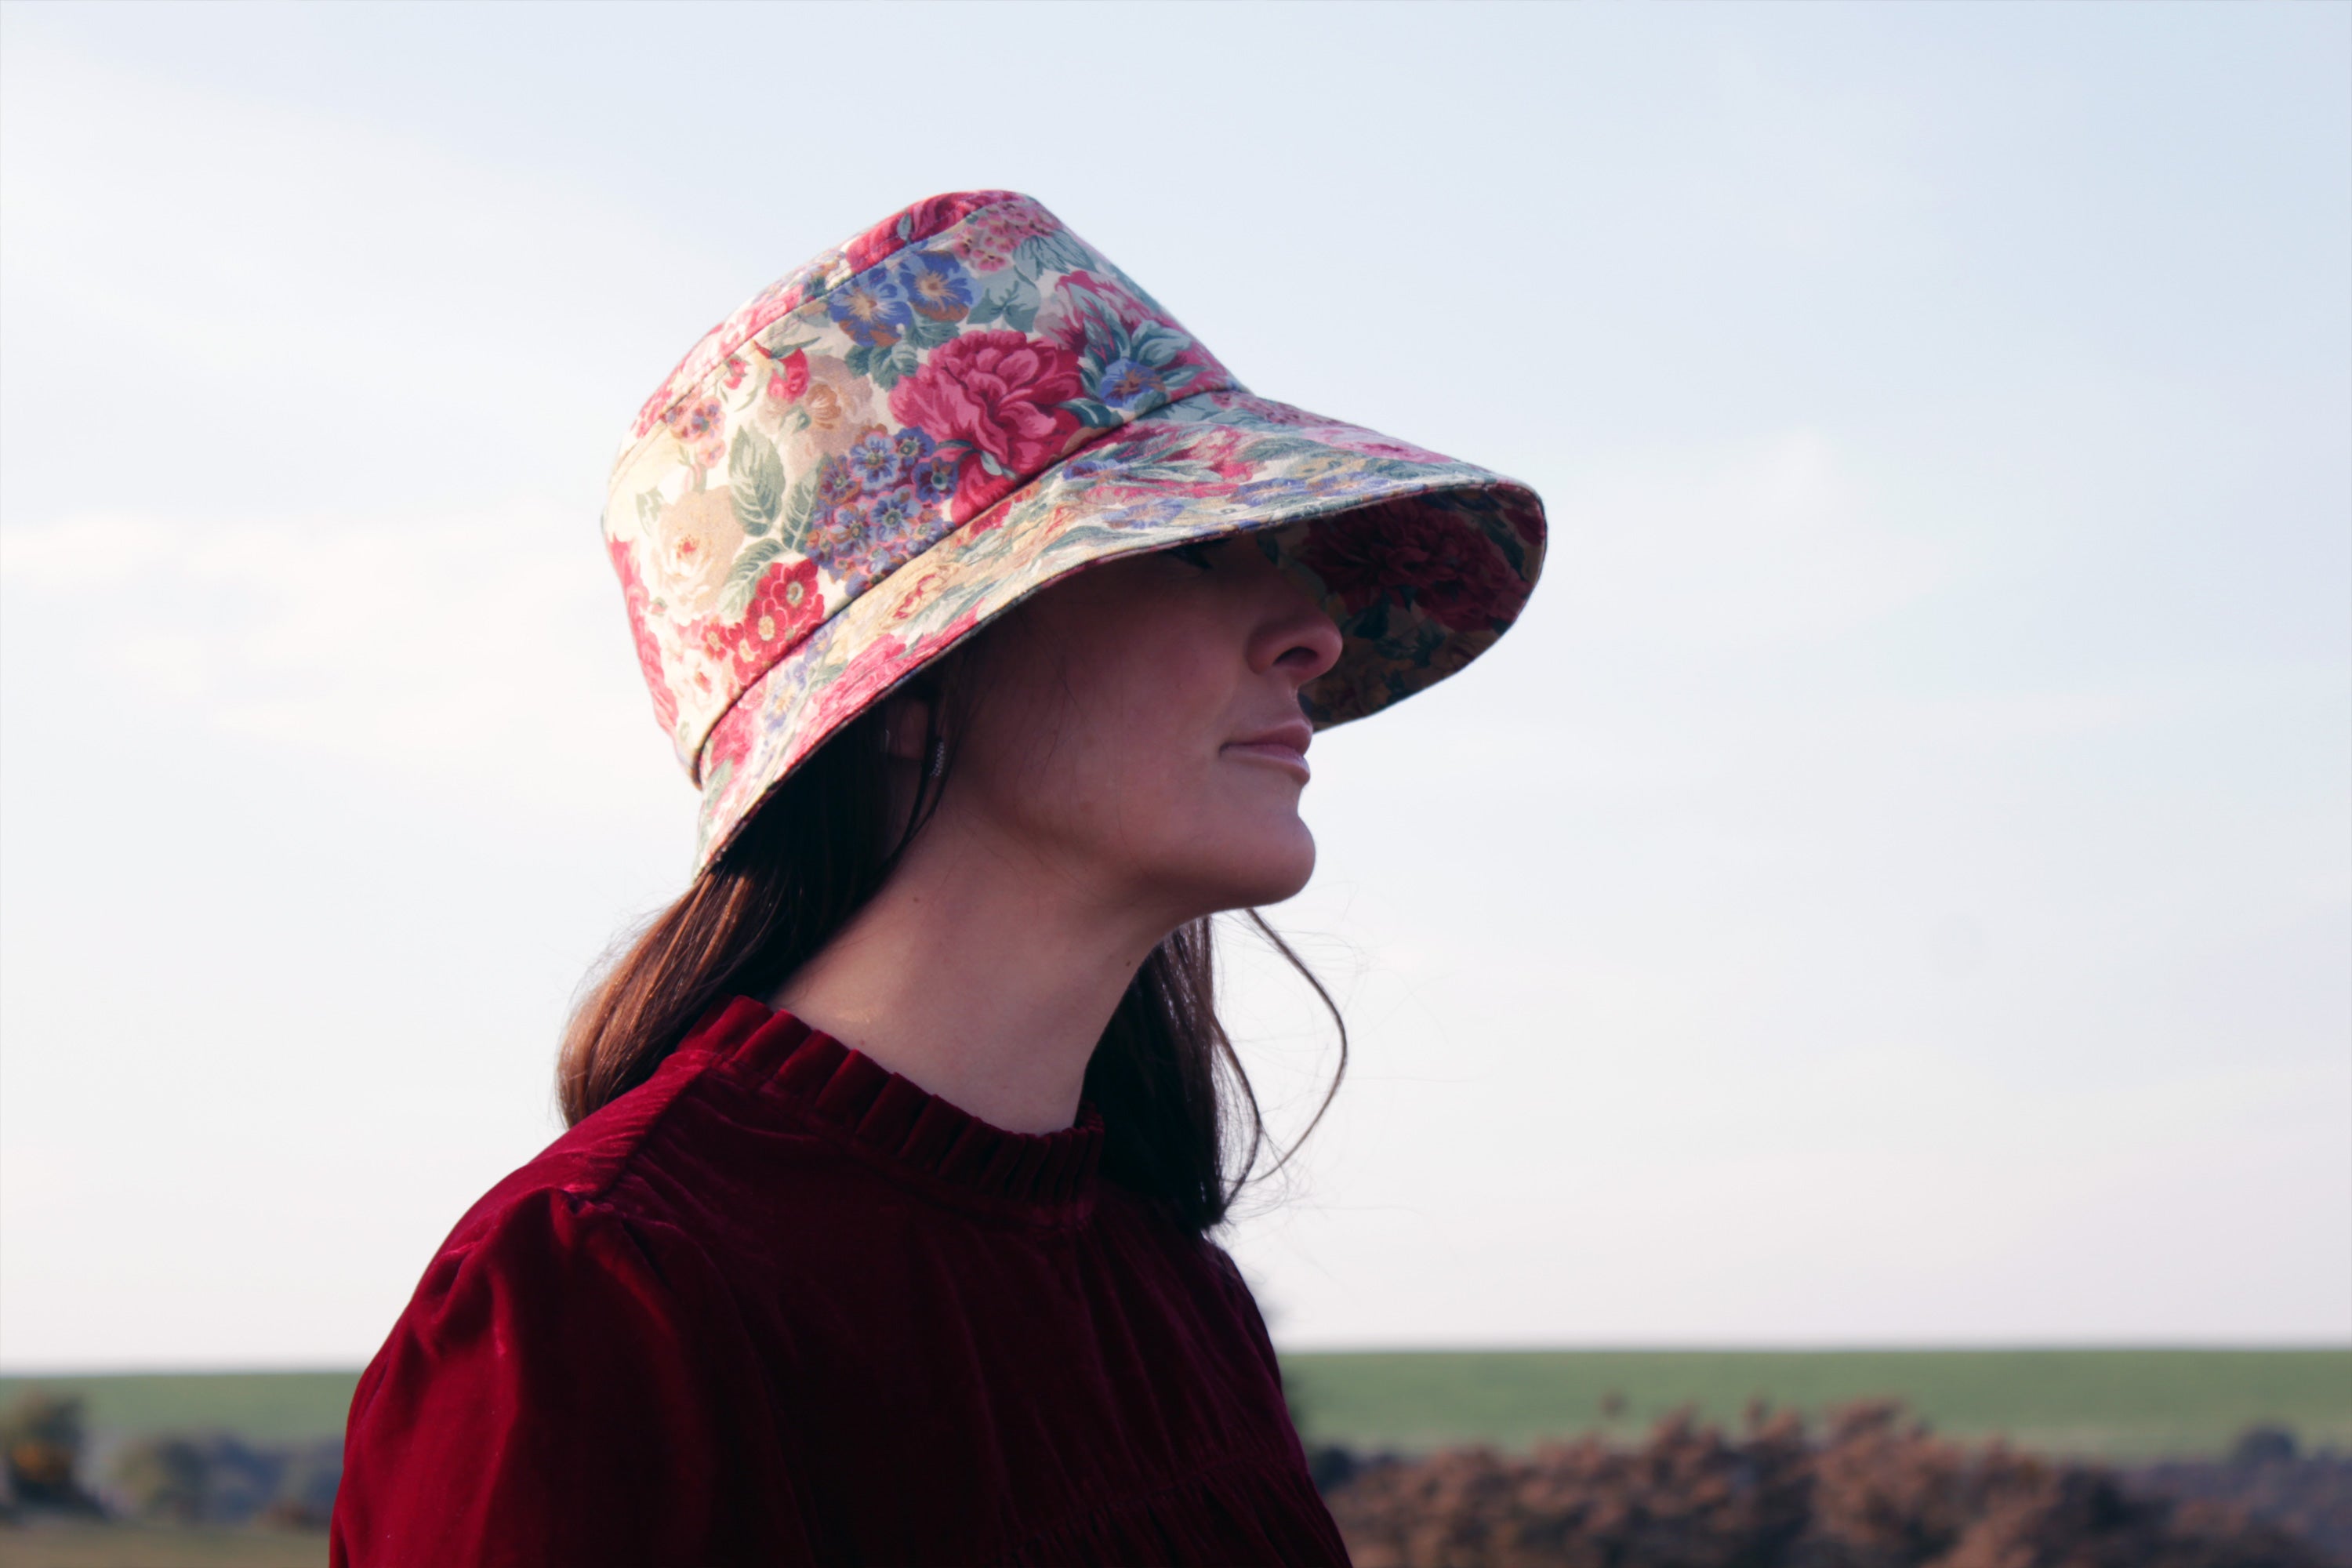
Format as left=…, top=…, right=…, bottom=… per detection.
left=1252, top=581, right=1345, bottom=686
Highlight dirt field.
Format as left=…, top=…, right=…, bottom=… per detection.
left=0, top=1520, right=321, bottom=1568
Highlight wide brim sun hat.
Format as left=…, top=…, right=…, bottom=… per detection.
left=604, top=191, right=1548, bottom=871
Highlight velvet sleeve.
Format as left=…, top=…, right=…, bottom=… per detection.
left=330, top=1187, right=813, bottom=1568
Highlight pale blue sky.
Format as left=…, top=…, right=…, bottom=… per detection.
left=2, top=1, right=2346, bottom=1367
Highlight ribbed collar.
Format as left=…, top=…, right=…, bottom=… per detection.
left=683, top=995, right=1105, bottom=1210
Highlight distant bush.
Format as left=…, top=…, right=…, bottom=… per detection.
left=0, top=1391, right=103, bottom=1516
left=105, top=1431, right=341, bottom=1528
left=1321, top=1400, right=2337, bottom=1568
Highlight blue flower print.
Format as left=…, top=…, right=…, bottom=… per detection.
left=1230, top=475, right=1315, bottom=507
left=831, top=514, right=909, bottom=593
left=868, top=485, right=922, bottom=543
left=1057, top=434, right=1156, bottom=489
left=1290, top=452, right=1359, bottom=486
left=911, top=453, right=960, bottom=505
left=815, top=454, right=865, bottom=511
left=848, top=431, right=902, bottom=490
left=1100, top=495, right=1190, bottom=530
left=829, top=274, right=911, bottom=347
left=1096, top=358, right=1168, bottom=414
left=896, top=250, right=975, bottom=322
left=808, top=501, right=867, bottom=566
left=891, top=427, right=936, bottom=468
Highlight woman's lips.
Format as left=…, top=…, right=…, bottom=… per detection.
left=1221, top=720, right=1313, bottom=781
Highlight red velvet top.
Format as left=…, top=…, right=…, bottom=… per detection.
left=329, top=996, right=1349, bottom=1566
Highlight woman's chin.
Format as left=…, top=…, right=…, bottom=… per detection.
left=1200, top=824, right=1318, bottom=912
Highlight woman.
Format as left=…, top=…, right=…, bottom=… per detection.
left=332, top=191, right=1545, bottom=1566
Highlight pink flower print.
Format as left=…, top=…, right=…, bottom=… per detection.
left=838, top=191, right=1015, bottom=275
left=765, top=349, right=809, bottom=405
left=605, top=536, right=680, bottom=733
left=664, top=395, right=728, bottom=467
left=649, top=486, right=746, bottom=620
left=802, top=610, right=981, bottom=742
left=1037, top=270, right=1142, bottom=347
left=944, top=200, right=1062, bottom=272
left=698, top=557, right=824, bottom=684
left=887, top=331, right=1083, bottom=514
left=1298, top=499, right=1529, bottom=634
left=1185, top=425, right=1255, bottom=481
left=781, top=356, right=877, bottom=470
left=703, top=700, right=753, bottom=780
left=735, top=557, right=824, bottom=671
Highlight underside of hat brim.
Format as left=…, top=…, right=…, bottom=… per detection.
left=690, top=385, right=1547, bottom=871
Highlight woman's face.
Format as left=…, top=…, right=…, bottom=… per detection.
left=914, top=531, right=1345, bottom=925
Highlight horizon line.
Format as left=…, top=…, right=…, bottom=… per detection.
left=7, top=1341, right=2350, bottom=1379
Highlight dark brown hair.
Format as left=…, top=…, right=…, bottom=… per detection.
left=557, top=650, right=1345, bottom=1233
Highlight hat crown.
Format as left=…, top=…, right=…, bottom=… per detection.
left=604, top=192, right=1239, bottom=780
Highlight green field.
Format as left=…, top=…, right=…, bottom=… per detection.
left=5, top=1349, right=2347, bottom=1463
left=1280, top=1348, right=2352, bottom=1459
left=0, top=1372, right=359, bottom=1446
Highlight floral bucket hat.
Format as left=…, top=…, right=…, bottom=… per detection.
left=604, top=190, right=1548, bottom=871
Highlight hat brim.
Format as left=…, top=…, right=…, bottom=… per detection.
left=692, top=386, right=1546, bottom=869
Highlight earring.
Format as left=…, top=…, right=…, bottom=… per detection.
left=926, top=735, right=947, bottom=779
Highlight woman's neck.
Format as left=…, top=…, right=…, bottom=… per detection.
left=768, top=815, right=1180, bottom=1135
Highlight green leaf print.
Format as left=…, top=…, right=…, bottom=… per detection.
left=970, top=270, right=1039, bottom=334
left=1016, top=230, right=1090, bottom=276
left=778, top=470, right=818, bottom=552
left=757, top=326, right=822, bottom=359
left=868, top=342, right=920, bottom=390
left=1361, top=456, right=1446, bottom=481
left=729, top=430, right=787, bottom=536
left=718, top=537, right=783, bottom=620
left=1099, top=259, right=1172, bottom=320
left=905, top=312, right=960, bottom=353
left=1236, top=437, right=1330, bottom=465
